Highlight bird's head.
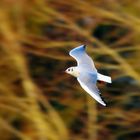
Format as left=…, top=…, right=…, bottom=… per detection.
left=65, top=66, right=79, bottom=77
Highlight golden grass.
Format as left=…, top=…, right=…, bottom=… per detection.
left=0, top=0, right=140, bottom=140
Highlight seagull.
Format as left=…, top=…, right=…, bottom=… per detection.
left=65, top=45, right=112, bottom=106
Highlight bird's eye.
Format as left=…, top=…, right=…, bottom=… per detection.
left=68, top=69, right=70, bottom=71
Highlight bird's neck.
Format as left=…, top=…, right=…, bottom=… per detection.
left=72, top=66, right=80, bottom=77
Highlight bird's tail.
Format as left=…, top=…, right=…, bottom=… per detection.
left=97, top=73, right=112, bottom=83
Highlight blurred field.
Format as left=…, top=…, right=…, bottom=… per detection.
left=0, top=0, right=140, bottom=140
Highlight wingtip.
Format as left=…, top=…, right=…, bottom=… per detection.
left=78, top=44, right=86, bottom=50
left=96, top=98, right=106, bottom=106
left=83, top=44, right=86, bottom=49
left=101, top=102, right=106, bottom=106
left=100, top=100, right=106, bottom=106
left=103, top=103, right=106, bottom=106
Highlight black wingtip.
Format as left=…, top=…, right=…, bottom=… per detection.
left=83, top=45, right=86, bottom=49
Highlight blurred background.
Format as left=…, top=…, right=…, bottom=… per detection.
left=0, top=0, right=140, bottom=140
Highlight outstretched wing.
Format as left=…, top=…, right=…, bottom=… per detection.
left=69, top=45, right=96, bottom=71
left=77, top=72, right=106, bottom=106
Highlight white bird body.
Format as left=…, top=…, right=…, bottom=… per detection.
left=65, top=45, right=112, bottom=106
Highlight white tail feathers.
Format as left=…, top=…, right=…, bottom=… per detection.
left=97, top=73, right=112, bottom=83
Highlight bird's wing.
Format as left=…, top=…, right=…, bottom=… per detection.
left=69, top=45, right=96, bottom=71
left=77, top=72, right=106, bottom=106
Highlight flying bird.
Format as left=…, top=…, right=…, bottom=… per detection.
left=65, top=45, right=112, bottom=106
